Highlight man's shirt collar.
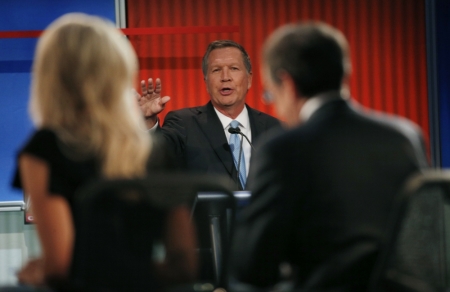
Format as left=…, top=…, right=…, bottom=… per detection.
left=214, top=105, right=250, bottom=131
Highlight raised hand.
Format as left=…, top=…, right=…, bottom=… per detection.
left=136, top=78, right=171, bottom=124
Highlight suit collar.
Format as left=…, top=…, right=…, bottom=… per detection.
left=300, top=91, right=344, bottom=122
left=304, top=97, right=351, bottom=125
left=246, top=105, right=266, bottom=142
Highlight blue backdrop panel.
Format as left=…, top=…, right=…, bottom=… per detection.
left=0, top=1, right=116, bottom=203
left=436, top=0, right=450, bottom=167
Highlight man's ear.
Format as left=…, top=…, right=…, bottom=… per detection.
left=247, top=71, right=253, bottom=90
left=278, top=72, right=298, bottom=101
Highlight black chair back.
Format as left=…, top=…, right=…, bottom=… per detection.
left=368, top=170, right=450, bottom=292
left=69, top=173, right=235, bottom=291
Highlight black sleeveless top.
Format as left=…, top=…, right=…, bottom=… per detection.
left=12, top=129, right=178, bottom=291
left=12, top=128, right=175, bottom=211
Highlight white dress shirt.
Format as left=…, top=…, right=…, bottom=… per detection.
left=214, top=106, right=251, bottom=177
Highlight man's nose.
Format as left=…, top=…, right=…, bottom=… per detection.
left=221, top=68, right=231, bottom=81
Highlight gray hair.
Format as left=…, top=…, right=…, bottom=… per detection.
left=202, top=40, right=252, bottom=78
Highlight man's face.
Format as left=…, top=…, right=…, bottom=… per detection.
left=205, top=47, right=252, bottom=115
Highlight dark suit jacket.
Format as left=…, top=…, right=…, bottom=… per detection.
left=229, top=98, right=427, bottom=290
left=157, top=101, right=280, bottom=190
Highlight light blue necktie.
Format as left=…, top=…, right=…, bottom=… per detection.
left=229, top=120, right=246, bottom=188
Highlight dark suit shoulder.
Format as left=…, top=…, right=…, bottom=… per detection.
left=365, top=109, right=423, bottom=140
left=161, top=104, right=211, bottom=132
left=165, top=104, right=206, bottom=119
left=359, top=108, right=428, bottom=168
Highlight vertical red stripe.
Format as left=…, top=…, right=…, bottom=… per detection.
left=185, top=0, right=198, bottom=112
left=415, top=0, right=430, bottom=141
left=324, top=0, right=335, bottom=26
left=394, top=0, right=406, bottom=117
left=369, top=0, right=377, bottom=110
left=334, top=0, right=345, bottom=39
left=382, top=0, right=395, bottom=114
left=288, top=0, right=299, bottom=22
left=310, top=0, right=322, bottom=21
left=252, top=0, right=266, bottom=111
left=300, top=0, right=310, bottom=20
left=404, top=0, right=416, bottom=122
left=347, top=0, right=360, bottom=103
left=359, top=0, right=371, bottom=108
left=196, top=0, right=207, bottom=109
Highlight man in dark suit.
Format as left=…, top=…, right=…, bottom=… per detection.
left=229, top=22, right=428, bottom=290
left=137, top=40, right=280, bottom=190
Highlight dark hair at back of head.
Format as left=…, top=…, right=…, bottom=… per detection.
left=202, top=40, right=252, bottom=78
left=263, top=22, right=350, bottom=98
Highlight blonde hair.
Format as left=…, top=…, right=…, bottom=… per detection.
left=30, top=13, right=150, bottom=178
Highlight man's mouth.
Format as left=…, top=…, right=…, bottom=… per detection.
left=220, top=87, right=233, bottom=95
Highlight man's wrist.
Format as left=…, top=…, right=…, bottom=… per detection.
left=145, top=115, right=158, bottom=130
left=145, top=115, right=157, bottom=122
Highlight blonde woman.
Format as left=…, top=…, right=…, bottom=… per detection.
left=11, top=13, right=196, bottom=289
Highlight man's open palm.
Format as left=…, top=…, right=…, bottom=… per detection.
left=137, top=78, right=170, bottom=118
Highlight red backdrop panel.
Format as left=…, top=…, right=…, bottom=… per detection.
left=127, top=0, right=429, bottom=144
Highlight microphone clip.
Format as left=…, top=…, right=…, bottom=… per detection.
left=228, top=127, right=241, bottom=134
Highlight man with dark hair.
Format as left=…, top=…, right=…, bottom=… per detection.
left=138, top=40, right=280, bottom=191
left=229, top=22, right=428, bottom=290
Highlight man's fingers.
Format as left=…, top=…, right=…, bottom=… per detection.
left=155, top=78, right=162, bottom=94
left=160, top=95, right=171, bottom=106
left=140, top=80, right=147, bottom=94
left=147, top=78, right=154, bottom=94
left=140, top=78, right=161, bottom=96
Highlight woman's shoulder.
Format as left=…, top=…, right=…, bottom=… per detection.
left=12, top=128, right=61, bottom=190
left=19, top=128, right=60, bottom=158
left=27, top=127, right=57, bottom=141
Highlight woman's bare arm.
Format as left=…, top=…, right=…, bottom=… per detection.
left=18, top=154, right=74, bottom=285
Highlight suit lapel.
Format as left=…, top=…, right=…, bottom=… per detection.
left=247, top=105, right=265, bottom=143
left=194, top=102, right=235, bottom=176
